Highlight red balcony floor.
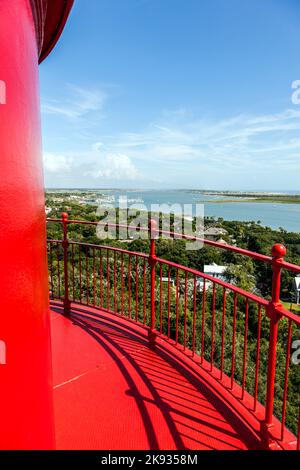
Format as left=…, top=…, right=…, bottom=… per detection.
left=51, top=304, right=263, bottom=450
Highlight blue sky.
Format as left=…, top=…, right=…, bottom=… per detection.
left=40, top=0, right=300, bottom=190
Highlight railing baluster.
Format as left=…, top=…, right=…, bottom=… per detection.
left=121, top=252, right=124, bottom=316
left=175, top=269, right=179, bottom=345
left=46, top=218, right=300, bottom=449
left=49, top=243, right=54, bottom=299
left=159, top=264, right=163, bottom=334
left=99, top=248, right=103, bottom=309
left=241, top=299, right=249, bottom=399
left=106, top=249, right=110, bottom=310
left=210, top=283, right=216, bottom=371
left=57, top=245, right=61, bottom=300
left=297, top=405, right=300, bottom=451
left=135, top=255, right=139, bottom=322
left=128, top=255, right=132, bottom=319
left=72, top=243, right=75, bottom=302
left=117, top=252, right=120, bottom=313
left=86, top=246, right=89, bottom=305
left=262, top=244, right=286, bottom=448
left=143, top=258, right=147, bottom=324
left=231, top=293, right=237, bottom=389
left=148, top=220, right=157, bottom=345
left=168, top=267, right=171, bottom=339
left=220, top=287, right=227, bottom=380
left=79, top=243, right=82, bottom=304
left=201, top=279, right=206, bottom=364
left=93, top=247, right=96, bottom=306
left=61, top=213, right=70, bottom=315
left=113, top=251, right=117, bottom=313
left=192, top=275, right=197, bottom=357
left=253, top=305, right=262, bottom=411
left=281, top=320, right=292, bottom=441
left=184, top=271, right=188, bottom=350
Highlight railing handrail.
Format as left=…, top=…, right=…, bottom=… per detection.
left=46, top=217, right=300, bottom=274
left=48, top=239, right=149, bottom=259
left=154, top=256, right=269, bottom=307
left=47, top=236, right=300, bottom=324
left=46, top=214, right=300, bottom=449
left=275, top=304, right=300, bottom=326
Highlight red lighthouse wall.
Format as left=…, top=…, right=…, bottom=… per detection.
left=0, top=0, right=54, bottom=449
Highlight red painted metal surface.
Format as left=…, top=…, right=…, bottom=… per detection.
left=0, top=0, right=73, bottom=450
left=0, top=0, right=53, bottom=450
left=261, top=245, right=286, bottom=447
left=51, top=304, right=262, bottom=450
left=30, top=0, right=74, bottom=63
left=148, top=219, right=158, bottom=344
left=47, top=216, right=300, bottom=450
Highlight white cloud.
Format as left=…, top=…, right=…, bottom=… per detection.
left=43, top=153, right=73, bottom=173
left=85, top=153, right=140, bottom=180
left=100, top=107, right=300, bottom=171
left=43, top=104, right=300, bottom=188
left=42, top=85, right=107, bottom=119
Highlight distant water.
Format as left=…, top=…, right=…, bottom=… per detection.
left=97, top=189, right=300, bottom=233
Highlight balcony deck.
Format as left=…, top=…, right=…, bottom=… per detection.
left=51, top=303, right=262, bottom=450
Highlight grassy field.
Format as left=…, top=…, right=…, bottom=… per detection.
left=208, top=195, right=300, bottom=204
left=282, top=301, right=300, bottom=313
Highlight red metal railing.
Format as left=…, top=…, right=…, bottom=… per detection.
left=47, top=214, right=300, bottom=450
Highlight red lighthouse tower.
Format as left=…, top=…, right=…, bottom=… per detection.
left=0, top=0, right=74, bottom=450
left=0, top=0, right=299, bottom=454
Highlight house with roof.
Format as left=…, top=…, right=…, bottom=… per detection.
left=205, top=227, right=228, bottom=241
left=197, top=263, right=227, bottom=291
left=294, top=276, right=300, bottom=304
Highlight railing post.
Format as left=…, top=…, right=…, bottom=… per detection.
left=261, top=243, right=286, bottom=449
left=62, top=212, right=71, bottom=316
left=148, top=219, right=158, bottom=346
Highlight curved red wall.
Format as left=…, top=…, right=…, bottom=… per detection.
left=0, top=0, right=54, bottom=449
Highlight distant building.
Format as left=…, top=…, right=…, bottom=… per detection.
left=294, top=276, right=300, bottom=304
left=204, top=263, right=226, bottom=279
left=216, top=238, right=228, bottom=245
left=197, top=263, right=227, bottom=291
left=205, top=227, right=228, bottom=241
left=161, top=277, right=175, bottom=287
